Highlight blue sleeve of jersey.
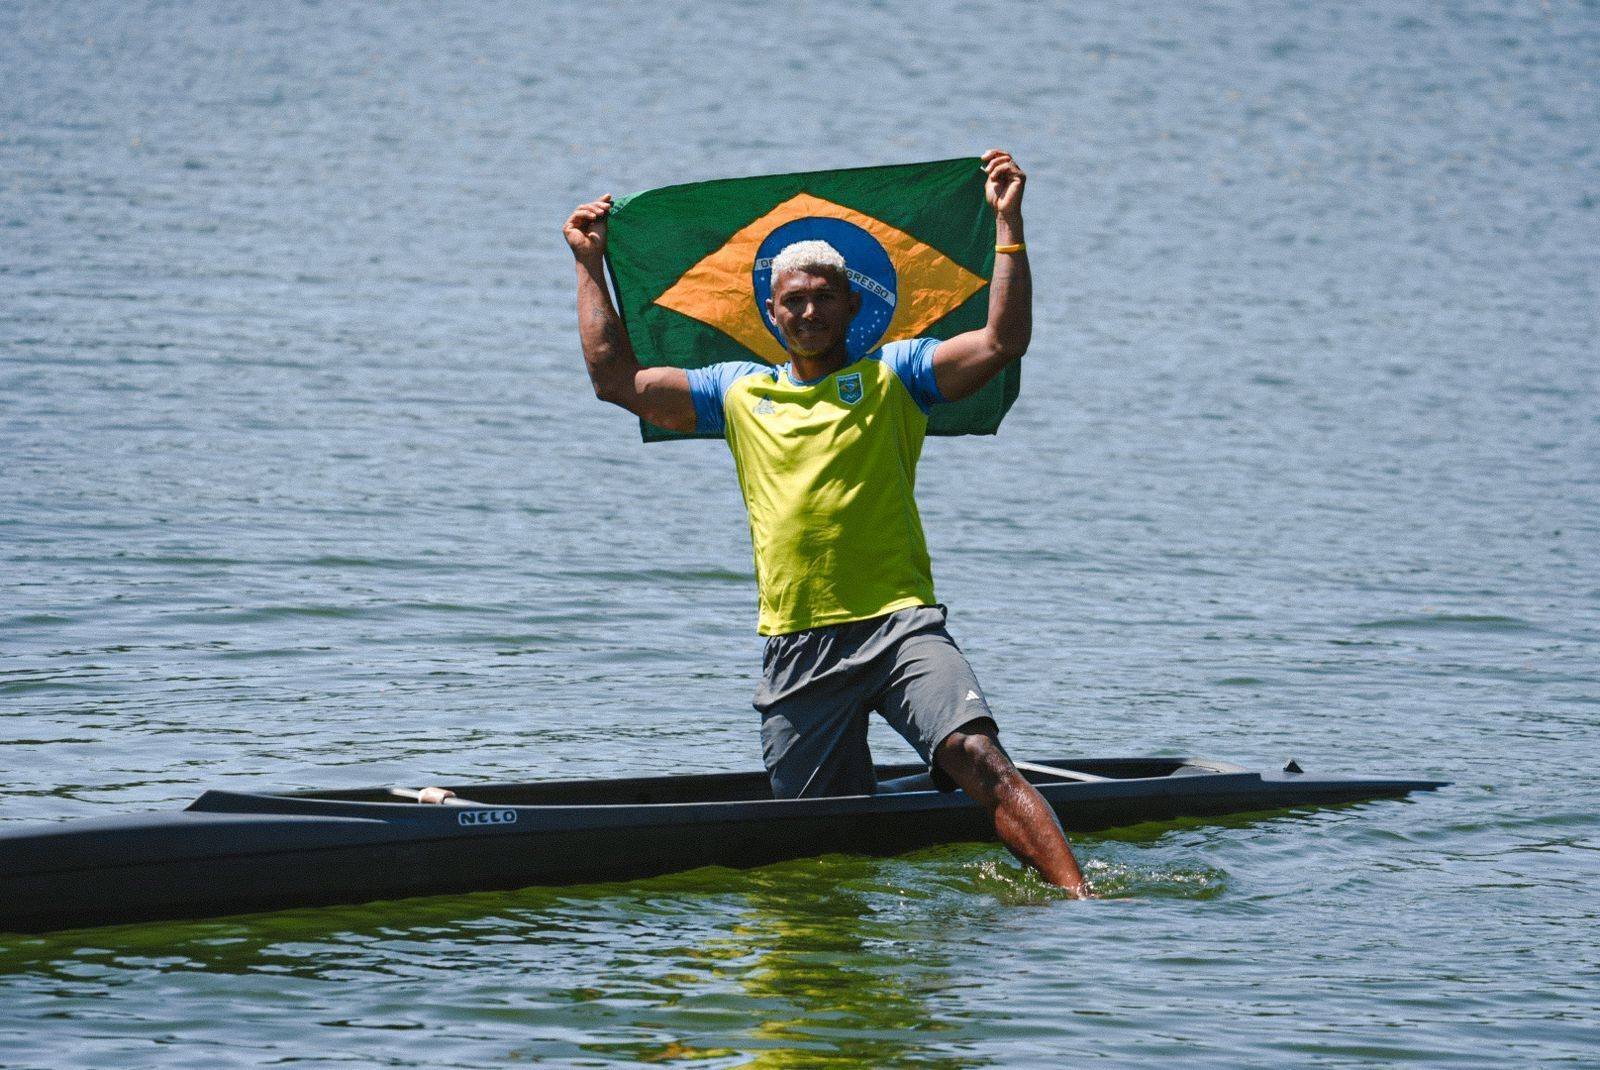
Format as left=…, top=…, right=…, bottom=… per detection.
left=686, top=361, right=770, bottom=434
left=879, top=337, right=946, bottom=413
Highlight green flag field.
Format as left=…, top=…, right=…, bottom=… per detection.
left=604, top=157, right=1017, bottom=441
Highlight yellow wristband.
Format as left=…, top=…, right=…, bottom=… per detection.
left=995, top=241, right=1026, bottom=254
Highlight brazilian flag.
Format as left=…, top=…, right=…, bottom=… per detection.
left=604, top=157, right=1017, bottom=442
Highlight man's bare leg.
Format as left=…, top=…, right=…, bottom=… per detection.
left=935, top=721, right=1091, bottom=897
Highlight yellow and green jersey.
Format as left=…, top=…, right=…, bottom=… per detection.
left=687, top=338, right=946, bottom=636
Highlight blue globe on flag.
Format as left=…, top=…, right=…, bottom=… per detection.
left=753, top=217, right=898, bottom=359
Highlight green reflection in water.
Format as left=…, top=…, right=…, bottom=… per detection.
left=558, top=854, right=991, bottom=1068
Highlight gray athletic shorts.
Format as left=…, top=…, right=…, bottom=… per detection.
left=754, top=604, right=996, bottom=798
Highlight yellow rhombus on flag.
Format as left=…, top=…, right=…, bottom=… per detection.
left=654, top=192, right=987, bottom=366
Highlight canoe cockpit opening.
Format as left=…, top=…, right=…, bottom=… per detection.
left=375, top=759, right=1222, bottom=805
left=195, top=758, right=1244, bottom=813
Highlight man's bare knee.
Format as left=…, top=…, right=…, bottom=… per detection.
left=937, top=720, right=1013, bottom=788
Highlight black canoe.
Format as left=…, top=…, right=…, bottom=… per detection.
left=0, top=756, right=1445, bottom=933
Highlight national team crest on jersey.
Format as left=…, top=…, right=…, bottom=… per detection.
left=837, top=372, right=863, bottom=405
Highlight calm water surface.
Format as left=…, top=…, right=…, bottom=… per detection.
left=2, top=1, right=1597, bottom=1066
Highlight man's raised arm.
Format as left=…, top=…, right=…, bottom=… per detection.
left=929, top=150, right=1033, bottom=403
left=564, top=196, right=698, bottom=433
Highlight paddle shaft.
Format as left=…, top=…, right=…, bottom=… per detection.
left=1014, top=760, right=1111, bottom=784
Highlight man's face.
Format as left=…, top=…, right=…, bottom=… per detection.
left=766, top=268, right=861, bottom=359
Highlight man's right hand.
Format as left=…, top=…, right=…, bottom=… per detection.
left=567, top=191, right=697, bottom=433
left=564, top=195, right=613, bottom=260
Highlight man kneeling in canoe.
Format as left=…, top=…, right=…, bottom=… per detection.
left=562, top=151, right=1089, bottom=896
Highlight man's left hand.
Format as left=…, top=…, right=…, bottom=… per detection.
left=981, top=150, right=1025, bottom=219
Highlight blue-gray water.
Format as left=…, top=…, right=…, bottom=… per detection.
left=2, top=1, right=1597, bottom=1066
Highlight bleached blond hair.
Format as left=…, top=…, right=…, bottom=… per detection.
left=769, top=240, right=849, bottom=290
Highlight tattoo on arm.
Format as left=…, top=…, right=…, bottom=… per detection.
left=590, top=299, right=623, bottom=352
left=580, top=284, right=640, bottom=406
